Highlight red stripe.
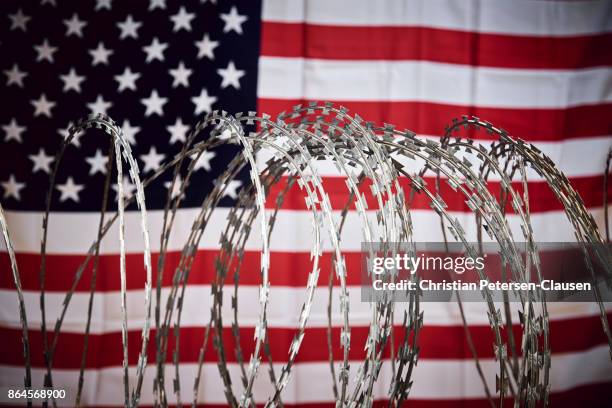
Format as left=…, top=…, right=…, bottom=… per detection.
left=59, top=382, right=612, bottom=407
left=261, top=23, right=612, bottom=69
left=1, top=247, right=604, bottom=292
left=0, top=250, right=354, bottom=291
left=0, top=314, right=608, bottom=368
left=266, top=175, right=609, bottom=212
left=257, top=98, right=612, bottom=141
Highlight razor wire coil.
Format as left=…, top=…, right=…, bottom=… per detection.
left=1, top=101, right=611, bottom=408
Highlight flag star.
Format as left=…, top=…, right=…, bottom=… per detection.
left=195, top=34, right=219, bottom=60
left=87, top=94, right=112, bottom=115
left=192, top=150, right=216, bottom=172
left=191, top=88, right=217, bottom=116
left=143, top=37, right=168, bottom=62
left=2, top=175, right=25, bottom=201
left=4, top=64, right=27, bottom=87
left=112, top=176, right=136, bottom=201
left=167, top=117, right=189, bottom=144
left=140, top=146, right=165, bottom=173
left=89, top=42, right=113, bottom=65
left=216, top=128, right=233, bottom=141
left=60, top=68, right=85, bottom=93
left=168, top=61, right=192, bottom=88
left=164, top=176, right=186, bottom=199
left=3, top=119, right=26, bottom=142
left=56, top=177, right=84, bottom=203
left=58, top=122, right=82, bottom=147
left=29, top=148, right=54, bottom=174
left=217, top=61, right=245, bottom=89
left=220, top=6, right=247, bottom=34
left=149, top=0, right=166, bottom=10
left=117, top=15, right=142, bottom=39
left=200, top=0, right=217, bottom=4
left=114, top=67, right=141, bottom=92
left=8, top=9, right=30, bottom=32
left=170, top=6, right=195, bottom=32
left=41, top=0, right=57, bottom=5
left=34, top=39, right=58, bottom=63
left=220, top=179, right=242, bottom=199
left=95, top=0, right=112, bottom=10
left=141, top=90, right=167, bottom=117
left=121, top=119, right=140, bottom=145
left=85, top=149, right=108, bottom=175
left=63, top=13, right=87, bottom=37
left=31, top=94, right=56, bottom=117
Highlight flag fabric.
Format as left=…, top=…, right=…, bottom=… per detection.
left=1, top=0, right=611, bottom=407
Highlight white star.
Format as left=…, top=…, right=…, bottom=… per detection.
left=58, top=122, right=82, bottom=147
left=63, top=13, right=87, bottom=37
left=85, top=149, right=108, bottom=175
left=31, top=94, right=56, bottom=117
left=143, top=37, right=168, bottom=62
left=216, top=128, right=233, bottom=141
left=4, top=64, right=27, bottom=87
left=114, top=67, right=141, bottom=92
left=170, top=6, right=195, bottom=32
left=168, top=61, right=192, bottom=88
left=140, top=146, right=165, bottom=173
left=29, top=148, right=54, bottom=174
left=87, top=95, right=112, bottom=115
left=117, top=15, right=142, bottom=39
left=220, top=6, right=247, bottom=34
left=34, top=39, right=58, bottom=63
left=121, top=119, right=140, bottom=145
left=112, top=176, right=136, bottom=201
left=167, top=117, right=189, bottom=144
left=195, top=34, right=218, bottom=60
left=2, top=175, right=25, bottom=201
left=164, top=176, right=186, bottom=199
left=200, top=0, right=217, bottom=4
left=141, top=90, right=167, bottom=117
left=8, top=9, right=30, bottom=32
left=56, top=177, right=84, bottom=203
left=41, top=0, right=57, bottom=5
left=95, top=0, right=112, bottom=11
left=149, top=0, right=166, bottom=10
left=3, top=119, right=25, bottom=142
left=219, top=179, right=242, bottom=199
left=192, top=150, right=216, bottom=172
left=60, top=68, right=85, bottom=93
left=192, top=88, right=217, bottom=116
left=89, top=42, right=113, bottom=65
left=217, top=61, right=245, bottom=89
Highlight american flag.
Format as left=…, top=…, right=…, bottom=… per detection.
left=0, top=0, right=611, bottom=406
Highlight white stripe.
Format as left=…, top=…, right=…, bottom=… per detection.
left=262, top=0, right=612, bottom=36
left=1, top=207, right=610, bottom=254
left=258, top=57, right=612, bottom=109
left=0, top=286, right=610, bottom=333
left=1, top=346, right=610, bottom=404
left=258, top=137, right=612, bottom=179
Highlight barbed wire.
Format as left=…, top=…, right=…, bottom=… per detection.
left=1, top=102, right=610, bottom=408
left=605, top=148, right=611, bottom=243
